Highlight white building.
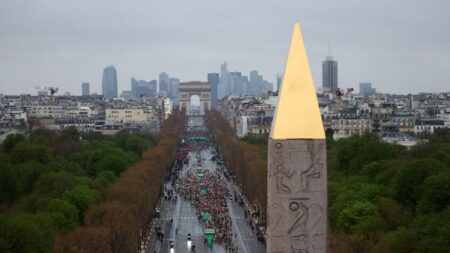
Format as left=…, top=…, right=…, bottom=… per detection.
left=29, top=105, right=65, bottom=118
left=105, top=108, right=150, bottom=123
left=331, top=116, right=372, bottom=140
left=163, top=98, right=173, bottom=119
left=414, top=118, right=447, bottom=135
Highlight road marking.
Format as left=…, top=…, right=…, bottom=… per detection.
left=170, top=191, right=181, bottom=241
left=228, top=199, right=249, bottom=253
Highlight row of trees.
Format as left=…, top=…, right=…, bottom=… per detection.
left=0, top=127, right=156, bottom=252
left=206, top=111, right=267, bottom=218
left=53, top=111, right=185, bottom=253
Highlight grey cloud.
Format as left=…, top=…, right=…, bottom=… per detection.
left=0, top=0, right=449, bottom=95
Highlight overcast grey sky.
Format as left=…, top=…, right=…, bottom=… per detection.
left=0, top=0, right=449, bottom=95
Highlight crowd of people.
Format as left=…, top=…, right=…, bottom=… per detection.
left=178, top=117, right=241, bottom=251
left=157, top=116, right=245, bottom=251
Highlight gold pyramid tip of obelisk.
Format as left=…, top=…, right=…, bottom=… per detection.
left=270, top=23, right=325, bottom=140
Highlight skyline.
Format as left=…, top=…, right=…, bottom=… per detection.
left=0, top=0, right=449, bottom=95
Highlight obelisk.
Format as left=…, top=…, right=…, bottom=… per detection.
left=267, top=23, right=327, bottom=253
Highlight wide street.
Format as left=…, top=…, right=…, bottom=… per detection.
left=148, top=115, right=265, bottom=253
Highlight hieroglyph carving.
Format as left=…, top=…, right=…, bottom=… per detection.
left=273, top=141, right=324, bottom=194
left=268, top=139, right=327, bottom=253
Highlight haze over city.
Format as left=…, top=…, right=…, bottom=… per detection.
left=0, top=0, right=449, bottom=95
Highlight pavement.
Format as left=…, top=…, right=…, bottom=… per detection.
left=148, top=116, right=265, bottom=253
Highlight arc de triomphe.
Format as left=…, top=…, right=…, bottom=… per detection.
left=178, top=81, right=211, bottom=115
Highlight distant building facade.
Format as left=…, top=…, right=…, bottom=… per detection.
left=414, top=118, right=447, bottom=135
left=322, top=56, right=338, bottom=92
left=82, top=82, right=90, bottom=96
left=276, top=74, right=282, bottom=91
left=131, top=78, right=157, bottom=98
left=207, top=73, right=219, bottom=107
left=105, top=108, right=149, bottom=123
left=102, top=65, right=118, bottom=98
left=159, top=72, right=170, bottom=96
left=218, top=62, right=273, bottom=99
left=331, top=115, right=372, bottom=139
left=360, top=82, right=376, bottom=96
left=169, top=78, right=180, bottom=102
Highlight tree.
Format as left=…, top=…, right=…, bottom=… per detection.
left=393, top=158, right=445, bottom=209
left=0, top=164, right=18, bottom=205
left=410, top=208, right=450, bottom=253
left=14, top=161, right=48, bottom=196
left=53, top=227, right=110, bottom=253
left=337, top=201, right=378, bottom=234
left=46, top=199, right=79, bottom=231
left=63, top=185, right=102, bottom=222
left=33, top=172, right=85, bottom=198
left=97, top=171, right=116, bottom=184
left=2, top=133, right=25, bottom=153
left=10, top=142, right=51, bottom=164
left=0, top=212, right=55, bottom=253
left=334, top=133, right=397, bottom=174
left=55, top=126, right=80, bottom=157
left=376, top=197, right=411, bottom=231
left=417, top=172, right=450, bottom=213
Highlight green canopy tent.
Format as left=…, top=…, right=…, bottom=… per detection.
left=204, top=228, right=215, bottom=247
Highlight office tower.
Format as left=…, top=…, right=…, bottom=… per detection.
left=276, top=74, right=282, bottom=91
left=120, top=90, right=132, bottom=100
left=82, top=82, right=90, bottom=96
left=169, top=78, right=180, bottom=100
left=148, top=80, right=157, bottom=95
left=131, top=78, right=146, bottom=98
left=218, top=62, right=272, bottom=97
left=102, top=65, right=118, bottom=98
left=359, top=82, right=376, bottom=96
left=230, top=72, right=244, bottom=95
left=207, top=73, right=219, bottom=107
left=218, top=62, right=231, bottom=99
left=159, top=72, right=170, bottom=96
left=322, top=55, right=338, bottom=92
left=249, top=71, right=260, bottom=95
left=262, top=80, right=273, bottom=93
left=250, top=70, right=271, bottom=95
left=131, top=78, right=157, bottom=98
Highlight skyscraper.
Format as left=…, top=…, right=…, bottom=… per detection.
left=218, top=62, right=272, bottom=97
left=248, top=70, right=272, bottom=95
left=82, top=82, right=90, bottom=96
left=169, top=78, right=180, bottom=101
left=359, top=82, right=376, bottom=96
left=219, top=62, right=235, bottom=99
left=131, top=78, right=157, bottom=98
left=207, top=73, right=219, bottom=107
left=159, top=72, right=170, bottom=96
left=322, top=55, right=338, bottom=92
left=249, top=70, right=262, bottom=95
left=276, top=74, right=282, bottom=91
left=102, top=65, right=118, bottom=98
